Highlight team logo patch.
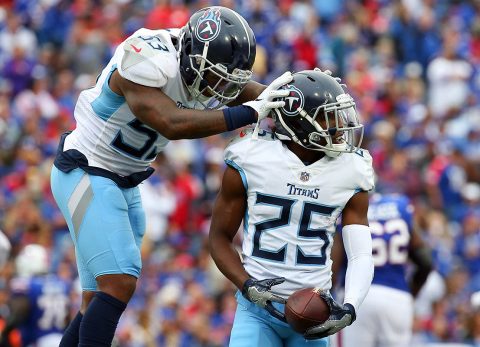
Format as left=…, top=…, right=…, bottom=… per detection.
left=195, top=9, right=222, bottom=42
left=282, top=84, right=305, bottom=116
left=300, top=171, right=310, bottom=182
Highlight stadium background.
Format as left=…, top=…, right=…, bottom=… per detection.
left=0, top=0, right=479, bottom=346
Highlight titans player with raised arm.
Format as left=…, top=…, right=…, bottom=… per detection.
left=209, top=69, right=375, bottom=347
left=50, top=6, right=292, bottom=347
left=340, top=193, right=433, bottom=347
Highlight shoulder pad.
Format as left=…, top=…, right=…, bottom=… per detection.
left=119, top=29, right=178, bottom=88
left=227, top=128, right=275, bottom=147
left=350, top=149, right=375, bottom=192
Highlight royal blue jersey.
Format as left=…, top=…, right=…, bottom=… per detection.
left=368, top=193, right=414, bottom=292
left=10, top=275, right=71, bottom=345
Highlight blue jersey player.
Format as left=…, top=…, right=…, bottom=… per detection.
left=340, top=193, right=433, bottom=347
left=4, top=245, right=71, bottom=347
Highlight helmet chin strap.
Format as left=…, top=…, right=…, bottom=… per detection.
left=324, top=143, right=345, bottom=157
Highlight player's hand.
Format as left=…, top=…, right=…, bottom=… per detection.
left=242, top=277, right=287, bottom=322
left=314, top=67, right=345, bottom=86
left=243, top=71, right=293, bottom=121
left=303, top=291, right=356, bottom=340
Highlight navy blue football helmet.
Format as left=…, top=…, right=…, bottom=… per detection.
left=273, top=69, right=364, bottom=157
left=179, top=7, right=256, bottom=108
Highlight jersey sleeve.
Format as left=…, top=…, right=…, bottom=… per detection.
left=353, top=149, right=375, bottom=192
left=224, top=129, right=253, bottom=189
left=118, top=28, right=178, bottom=88
left=225, top=128, right=271, bottom=189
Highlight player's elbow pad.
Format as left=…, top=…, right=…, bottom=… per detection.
left=342, top=224, right=374, bottom=312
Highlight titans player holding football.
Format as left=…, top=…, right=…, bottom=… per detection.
left=340, top=193, right=433, bottom=347
left=209, top=69, right=375, bottom=346
left=50, top=6, right=292, bottom=347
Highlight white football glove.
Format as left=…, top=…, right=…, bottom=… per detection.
left=314, top=67, right=346, bottom=87
left=243, top=71, right=293, bottom=121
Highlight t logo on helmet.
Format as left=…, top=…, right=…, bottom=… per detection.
left=281, top=84, right=305, bottom=116
left=195, top=9, right=222, bottom=42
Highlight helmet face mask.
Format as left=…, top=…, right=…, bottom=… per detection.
left=179, top=7, right=256, bottom=109
left=274, top=70, right=364, bottom=157
left=188, top=54, right=252, bottom=106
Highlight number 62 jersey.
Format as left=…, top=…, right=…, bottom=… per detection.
left=225, top=129, right=375, bottom=299
left=367, top=193, right=415, bottom=292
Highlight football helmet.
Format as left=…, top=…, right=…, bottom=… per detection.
left=178, top=6, right=256, bottom=108
left=273, top=69, right=363, bottom=157
left=15, top=244, right=49, bottom=277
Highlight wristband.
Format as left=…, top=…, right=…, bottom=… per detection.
left=223, top=105, right=257, bottom=131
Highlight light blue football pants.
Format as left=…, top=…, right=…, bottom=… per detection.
left=50, top=166, right=145, bottom=291
left=230, top=292, right=329, bottom=347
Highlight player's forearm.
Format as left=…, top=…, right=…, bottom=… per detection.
left=409, top=246, right=433, bottom=297
left=342, top=224, right=374, bottom=312
left=160, top=108, right=230, bottom=140
left=209, top=234, right=250, bottom=290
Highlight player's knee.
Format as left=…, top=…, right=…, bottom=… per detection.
left=80, top=291, right=96, bottom=313
left=96, top=274, right=137, bottom=303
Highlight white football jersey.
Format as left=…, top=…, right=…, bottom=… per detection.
left=64, top=28, right=216, bottom=176
left=225, top=129, right=375, bottom=299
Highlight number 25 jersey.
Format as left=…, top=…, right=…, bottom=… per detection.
left=225, top=129, right=375, bottom=298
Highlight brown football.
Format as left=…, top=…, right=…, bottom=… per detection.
left=285, top=287, right=331, bottom=334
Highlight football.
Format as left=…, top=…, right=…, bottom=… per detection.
left=285, top=287, right=331, bottom=334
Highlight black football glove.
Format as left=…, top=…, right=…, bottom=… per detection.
left=242, top=277, right=287, bottom=322
left=303, top=291, right=356, bottom=340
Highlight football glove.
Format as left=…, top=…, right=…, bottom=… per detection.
left=243, top=71, right=293, bottom=122
left=242, top=277, right=287, bottom=322
left=313, top=67, right=345, bottom=87
left=303, top=291, right=356, bottom=340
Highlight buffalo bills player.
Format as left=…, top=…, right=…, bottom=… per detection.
left=1, top=245, right=71, bottom=347
left=339, top=193, right=433, bottom=347
left=50, top=6, right=292, bottom=347
left=209, top=69, right=375, bottom=346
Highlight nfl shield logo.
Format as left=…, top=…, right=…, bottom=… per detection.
left=300, top=172, right=310, bottom=182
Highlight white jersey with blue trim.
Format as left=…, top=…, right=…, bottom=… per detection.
left=64, top=28, right=214, bottom=176
left=224, top=128, right=375, bottom=298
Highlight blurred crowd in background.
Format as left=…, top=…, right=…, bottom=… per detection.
left=0, top=0, right=479, bottom=346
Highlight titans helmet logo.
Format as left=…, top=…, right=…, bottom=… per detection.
left=281, top=84, right=305, bottom=116
left=195, top=9, right=222, bottom=42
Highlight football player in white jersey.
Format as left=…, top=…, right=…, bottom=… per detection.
left=209, top=69, right=375, bottom=347
left=50, top=6, right=292, bottom=347
left=337, top=193, right=433, bottom=347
